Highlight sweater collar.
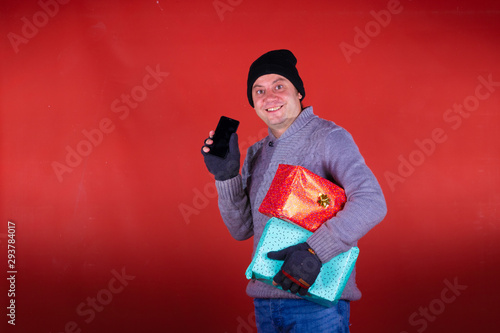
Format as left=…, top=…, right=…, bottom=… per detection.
left=268, top=106, right=316, bottom=141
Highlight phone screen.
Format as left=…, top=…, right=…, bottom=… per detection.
left=208, top=116, right=240, bottom=158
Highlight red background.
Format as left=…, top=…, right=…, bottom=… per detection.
left=1, top=0, right=499, bottom=332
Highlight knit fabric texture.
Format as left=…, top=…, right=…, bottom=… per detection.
left=215, top=106, right=387, bottom=301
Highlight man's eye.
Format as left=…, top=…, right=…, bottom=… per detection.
left=275, top=84, right=283, bottom=90
left=256, top=90, right=264, bottom=94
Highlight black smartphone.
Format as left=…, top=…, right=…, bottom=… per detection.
left=208, top=116, right=240, bottom=158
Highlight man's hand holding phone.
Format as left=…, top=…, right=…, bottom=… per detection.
left=202, top=116, right=240, bottom=181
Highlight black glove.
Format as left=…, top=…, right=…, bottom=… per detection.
left=267, top=242, right=322, bottom=296
left=201, top=132, right=240, bottom=181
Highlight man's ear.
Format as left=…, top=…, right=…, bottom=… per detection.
left=297, top=92, right=303, bottom=100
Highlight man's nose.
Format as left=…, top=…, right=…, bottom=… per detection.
left=263, top=88, right=278, bottom=101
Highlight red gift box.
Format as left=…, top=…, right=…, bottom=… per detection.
left=259, top=164, right=346, bottom=232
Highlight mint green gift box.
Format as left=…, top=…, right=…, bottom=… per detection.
left=245, top=218, right=359, bottom=307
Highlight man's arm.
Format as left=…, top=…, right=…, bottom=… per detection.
left=307, top=129, right=387, bottom=263
left=216, top=175, right=254, bottom=241
left=202, top=131, right=254, bottom=241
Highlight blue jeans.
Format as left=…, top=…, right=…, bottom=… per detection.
left=253, top=298, right=350, bottom=333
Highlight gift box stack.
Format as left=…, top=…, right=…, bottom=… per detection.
left=245, top=164, right=359, bottom=307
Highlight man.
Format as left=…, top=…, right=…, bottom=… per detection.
left=202, top=49, right=387, bottom=332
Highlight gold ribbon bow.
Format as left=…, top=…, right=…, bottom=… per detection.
left=317, top=193, right=331, bottom=208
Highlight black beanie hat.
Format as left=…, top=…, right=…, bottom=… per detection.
left=247, top=49, right=305, bottom=107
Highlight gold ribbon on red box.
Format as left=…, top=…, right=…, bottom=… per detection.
left=259, top=164, right=346, bottom=232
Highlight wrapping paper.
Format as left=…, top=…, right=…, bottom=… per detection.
left=245, top=218, right=359, bottom=307
left=259, top=164, right=347, bottom=232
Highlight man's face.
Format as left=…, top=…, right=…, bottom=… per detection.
left=252, top=74, right=303, bottom=138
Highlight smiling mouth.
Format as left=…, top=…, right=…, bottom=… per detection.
left=266, top=105, right=283, bottom=112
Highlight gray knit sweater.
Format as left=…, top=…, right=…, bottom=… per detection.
left=215, top=106, right=387, bottom=301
